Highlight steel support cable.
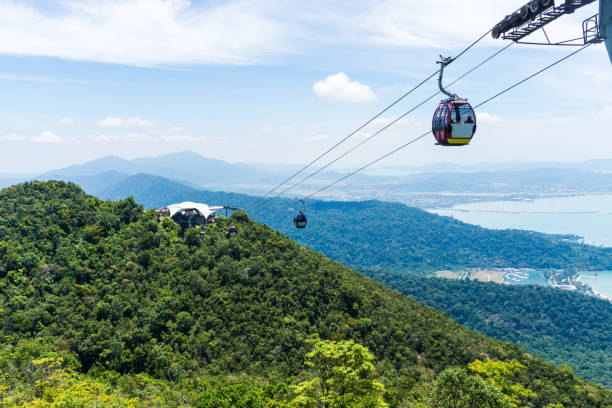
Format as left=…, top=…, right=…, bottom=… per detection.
left=302, top=43, right=590, bottom=201
left=473, top=42, right=592, bottom=109
left=248, top=28, right=494, bottom=210
left=266, top=42, right=514, bottom=201
left=302, top=131, right=431, bottom=200
left=247, top=70, right=438, bottom=210
left=452, top=29, right=494, bottom=62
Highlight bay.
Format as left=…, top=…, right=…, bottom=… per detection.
left=580, top=271, right=612, bottom=299
left=429, top=194, right=612, bottom=247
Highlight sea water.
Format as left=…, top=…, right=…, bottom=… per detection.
left=430, top=194, right=612, bottom=247
left=581, top=271, right=612, bottom=299
left=429, top=195, right=612, bottom=297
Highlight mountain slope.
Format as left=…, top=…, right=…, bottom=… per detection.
left=1, top=180, right=611, bottom=407
left=366, top=271, right=612, bottom=388
left=92, top=173, right=612, bottom=273
left=44, top=155, right=136, bottom=176
left=94, top=174, right=612, bottom=389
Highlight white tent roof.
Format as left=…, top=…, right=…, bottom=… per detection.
left=166, top=202, right=223, bottom=219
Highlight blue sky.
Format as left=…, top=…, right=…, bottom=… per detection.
left=0, top=0, right=610, bottom=174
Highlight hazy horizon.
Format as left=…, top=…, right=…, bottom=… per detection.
left=1, top=0, right=610, bottom=175
left=5, top=149, right=612, bottom=178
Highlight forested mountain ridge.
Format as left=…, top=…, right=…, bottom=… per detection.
left=1, top=181, right=611, bottom=407
left=43, top=151, right=612, bottom=197
left=94, top=173, right=612, bottom=274
left=366, top=271, right=612, bottom=388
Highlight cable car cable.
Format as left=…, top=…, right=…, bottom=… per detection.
left=300, top=43, right=591, bottom=201
left=249, top=28, right=495, bottom=210
left=452, top=29, right=494, bottom=62
left=303, top=131, right=431, bottom=200
left=263, top=42, right=514, bottom=202
left=248, top=70, right=438, bottom=209
left=473, top=42, right=592, bottom=109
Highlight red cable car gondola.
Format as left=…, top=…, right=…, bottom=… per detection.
left=432, top=56, right=477, bottom=146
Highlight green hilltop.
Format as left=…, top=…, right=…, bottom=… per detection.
left=93, top=173, right=612, bottom=274
left=1, top=181, right=611, bottom=407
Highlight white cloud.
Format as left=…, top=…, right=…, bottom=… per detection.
left=59, top=117, right=74, bottom=125
left=89, top=133, right=154, bottom=142
left=97, top=116, right=154, bottom=128
left=358, top=0, right=597, bottom=48
left=0, top=0, right=289, bottom=66
left=89, top=132, right=199, bottom=142
left=371, top=116, right=412, bottom=127
left=303, top=134, right=329, bottom=142
left=125, top=133, right=153, bottom=140
left=89, top=134, right=121, bottom=142
left=259, top=125, right=272, bottom=134
left=477, top=112, right=503, bottom=123
left=0, top=73, right=105, bottom=84
left=161, top=134, right=208, bottom=142
left=0, top=134, right=27, bottom=141
left=372, top=117, right=394, bottom=126
left=577, top=68, right=612, bottom=84
left=599, top=106, right=612, bottom=118
left=354, top=131, right=371, bottom=139
left=32, top=131, right=63, bottom=143
left=314, top=72, right=376, bottom=103
left=0, top=0, right=599, bottom=69
left=258, top=124, right=295, bottom=134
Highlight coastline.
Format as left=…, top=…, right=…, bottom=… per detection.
left=428, top=194, right=612, bottom=249
left=438, top=269, right=612, bottom=303
left=578, top=274, right=612, bottom=302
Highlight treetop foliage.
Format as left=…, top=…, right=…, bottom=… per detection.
left=1, top=181, right=611, bottom=407
left=367, top=270, right=612, bottom=388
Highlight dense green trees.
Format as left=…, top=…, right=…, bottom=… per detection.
left=97, top=174, right=612, bottom=274
left=367, top=271, right=612, bottom=388
left=0, top=337, right=563, bottom=408
left=1, top=181, right=611, bottom=407
left=290, top=338, right=388, bottom=408
left=428, top=368, right=504, bottom=408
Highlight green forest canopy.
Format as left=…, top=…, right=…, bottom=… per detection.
left=94, top=173, right=612, bottom=274
left=367, top=270, right=612, bottom=389
left=1, top=181, right=611, bottom=407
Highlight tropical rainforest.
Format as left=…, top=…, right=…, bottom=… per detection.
left=91, top=173, right=612, bottom=274
left=1, top=181, right=611, bottom=407
left=366, top=271, right=612, bottom=389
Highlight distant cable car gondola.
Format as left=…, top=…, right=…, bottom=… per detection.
left=432, top=56, right=477, bottom=146
left=294, top=211, right=307, bottom=228
left=294, top=200, right=308, bottom=229
left=227, top=225, right=238, bottom=238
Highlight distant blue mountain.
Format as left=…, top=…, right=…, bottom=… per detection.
left=44, top=151, right=612, bottom=199
left=44, top=151, right=299, bottom=194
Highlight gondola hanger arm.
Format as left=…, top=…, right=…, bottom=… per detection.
left=437, top=56, right=459, bottom=99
